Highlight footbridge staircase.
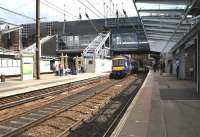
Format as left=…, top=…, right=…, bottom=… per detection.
left=83, top=32, right=111, bottom=59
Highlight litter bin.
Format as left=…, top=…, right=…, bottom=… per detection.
left=1, top=74, right=5, bottom=82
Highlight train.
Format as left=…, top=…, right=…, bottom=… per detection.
left=110, top=55, right=135, bottom=79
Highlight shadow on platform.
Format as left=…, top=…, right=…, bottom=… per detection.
left=160, top=88, right=200, bottom=100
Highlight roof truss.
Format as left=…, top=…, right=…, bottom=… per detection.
left=133, top=0, right=196, bottom=52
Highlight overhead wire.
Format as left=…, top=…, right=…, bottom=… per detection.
left=84, top=0, right=104, bottom=17
left=43, top=0, right=78, bottom=19
left=77, top=0, right=102, bottom=18
left=43, top=0, right=100, bottom=33
left=85, top=10, right=99, bottom=33
left=79, top=7, right=82, bottom=20
left=0, top=6, right=35, bottom=21
left=122, top=2, right=127, bottom=17
left=41, top=0, right=78, bottom=20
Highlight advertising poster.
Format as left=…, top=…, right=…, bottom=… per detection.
left=22, top=56, right=33, bottom=80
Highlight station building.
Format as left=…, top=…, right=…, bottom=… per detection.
left=0, top=17, right=150, bottom=75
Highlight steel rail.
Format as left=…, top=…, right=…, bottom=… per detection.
left=1, top=78, right=124, bottom=137
left=0, top=76, right=107, bottom=111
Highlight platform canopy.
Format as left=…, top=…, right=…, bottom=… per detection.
left=133, top=0, right=200, bottom=53
left=0, top=19, right=22, bottom=34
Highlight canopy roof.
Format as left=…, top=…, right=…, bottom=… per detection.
left=0, top=19, right=22, bottom=34
left=133, top=0, right=200, bottom=52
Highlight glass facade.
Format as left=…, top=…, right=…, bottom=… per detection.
left=57, top=32, right=142, bottom=51
left=112, top=33, right=139, bottom=49
left=57, top=34, right=97, bottom=50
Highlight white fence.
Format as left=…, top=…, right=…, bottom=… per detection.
left=0, top=58, right=20, bottom=75
left=0, top=58, right=52, bottom=75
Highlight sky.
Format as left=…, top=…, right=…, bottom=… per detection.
left=0, top=0, right=138, bottom=24
left=0, top=0, right=184, bottom=52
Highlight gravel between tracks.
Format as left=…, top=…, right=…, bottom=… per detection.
left=0, top=79, right=110, bottom=122
left=16, top=76, right=136, bottom=137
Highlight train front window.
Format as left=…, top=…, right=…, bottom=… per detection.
left=118, top=60, right=125, bottom=66
left=113, top=59, right=125, bottom=66
left=112, top=60, right=118, bottom=67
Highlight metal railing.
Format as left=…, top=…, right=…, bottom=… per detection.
left=83, top=32, right=110, bottom=58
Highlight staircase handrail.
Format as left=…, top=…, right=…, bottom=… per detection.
left=95, top=32, right=110, bottom=56
left=83, top=33, right=103, bottom=56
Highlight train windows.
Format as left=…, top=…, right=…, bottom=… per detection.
left=118, top=60, right=125, bottom=66
left=112, top=60, right=118, bottom=66
left=112, top=59, right=125, bottom=66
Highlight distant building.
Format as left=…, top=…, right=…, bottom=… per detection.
left=0, top=21, right=22, bottom=51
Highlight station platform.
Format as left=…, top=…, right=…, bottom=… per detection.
left=0, top=73, right=108, bottom=98
left=112, top=70, right=200, bottom=137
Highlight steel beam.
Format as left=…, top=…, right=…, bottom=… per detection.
left=162, top=0, right=198, bottom=52
left=144, top=24, right=189, bottom=30
left=143, top=19, right=190, bottom=24
left=146, top=30, right=184, bottom=34
left=0, top=26, right=22, bottom=34
left=171, top=20, right=200, bottom=52
left=142, top=16, right=182, bottom=20
left=197, top=32, right=200, bottom=94
left=135, top=0, right=189, bottom=5
left=148, top=37, right=179, bottom=42
left=144, top=26, right=189, bottom=31
left=147, top=32, right=183, bottom=36
left=132, top=0, right=148, bottom=41
left=148, top=38, right=180, bottom=42
left=147, top=34, right=181, bottom=39
left=143, top=21, right=180, bottom=27
left=36, top=0, right=40, bottom=79
left=146, top=28, right=186, bottom=33
left=142, top=19, right=181, bottom=24
left=139, top=9, right=185, bottom=15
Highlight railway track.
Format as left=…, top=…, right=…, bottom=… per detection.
left=67, top=73, right=146, bottom=137
left=0, top=76, right=107, bottom=111
left=0, top=75, right=136, bottom=137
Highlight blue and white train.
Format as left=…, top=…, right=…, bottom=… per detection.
left=110, top=56, right=132, bottom=78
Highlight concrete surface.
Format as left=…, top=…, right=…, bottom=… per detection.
left=0, top=73, right=108, bottom=98
left=112, top=70, right=200, bottom=137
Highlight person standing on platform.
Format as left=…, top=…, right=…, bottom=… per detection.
left=176, top=59, right=180, bottom=79
left=152, top=60, right=156, bottom=72
left=163, top=62, right=165, bottom=73
left=55, top=64, right=59, bottom=76
left=52, top=63, right=56, bottom=73
left=160, top=61, right=166, bottom=74
left=59, top=64, right=64, bottom=76
left=169, top=60, right=173, bottom=74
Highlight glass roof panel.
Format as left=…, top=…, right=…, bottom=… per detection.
left=136, top=3, right=187, bottom=10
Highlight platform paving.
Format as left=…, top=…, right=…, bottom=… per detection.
left=0, top=73, right=108, bottom=98
left=112, top=70, right=200, bottom=137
